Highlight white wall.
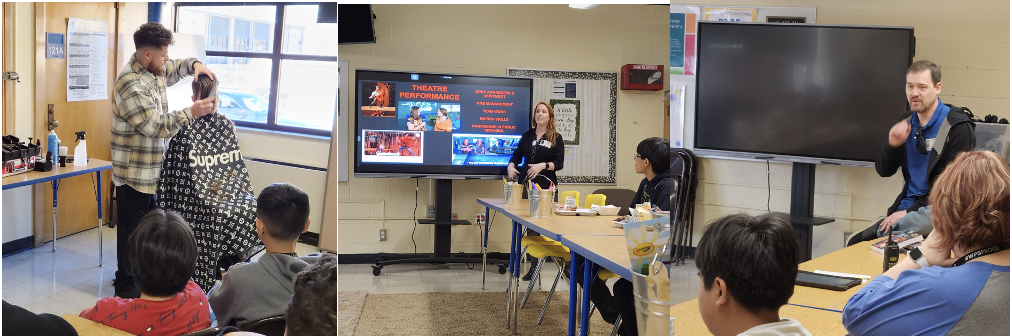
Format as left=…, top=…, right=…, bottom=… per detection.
left=3, top=3, right=37, bottom=245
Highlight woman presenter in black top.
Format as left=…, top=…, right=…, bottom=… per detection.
left=506, top=101, right=564, bottom=281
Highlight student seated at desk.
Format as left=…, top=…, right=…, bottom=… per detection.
left=697, top=214, right=812, bottom=336
left=209, top=183, right=322, bottom=328
left=80, top=209, right=211, bottom=335
left=843, top=151, right=1010, bottom=336
left=215, top=254, right=337, bottom=336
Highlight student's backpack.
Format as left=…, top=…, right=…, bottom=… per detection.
left=157, top=114, right=261, bottom=292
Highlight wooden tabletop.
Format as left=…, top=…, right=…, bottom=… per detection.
left=790, top=239, right=904, bottom=311
left=61, top=315, right=134, bottom=336
left=479, top=197, right=625, bottom=240
left=561, top=235, right=631, bottom=279
left=2, top=158, right=112, bottom=190
left=671, top=300, right=846, bottom=336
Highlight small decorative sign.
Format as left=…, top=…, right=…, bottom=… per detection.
left=46, top=33, right=65, bottom=59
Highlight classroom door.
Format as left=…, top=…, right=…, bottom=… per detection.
left=33, top=2, right=115, bottom=246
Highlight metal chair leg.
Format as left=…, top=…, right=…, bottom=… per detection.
left=520, top=257, right=545, bottom=308
left=589, top=303, right=596, bottom=319
left=536, top=258, right=565, bottom=325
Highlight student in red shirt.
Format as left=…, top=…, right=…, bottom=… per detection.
left=80, top=209, right=211, bottom=335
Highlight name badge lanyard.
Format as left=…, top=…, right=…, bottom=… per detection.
left=526, top=133, right=547, bottom=185
left=953, top=243, right=1010, bottom=267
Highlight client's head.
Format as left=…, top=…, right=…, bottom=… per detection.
left=256, top=183, right=311, bottom=246
left=129, top=209, right=198, bottom=297
left=696, top=213, right=799, bottom=336
left=929, top=150, right=1010, bottom=254
left=286, top=253, right=337, bottom=336
left=191, top=74, right=215, bottom=101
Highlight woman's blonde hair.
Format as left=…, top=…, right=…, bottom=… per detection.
left=929, top=150, right=1010, bottom=251
left=531, top=102, right=559, bottom=147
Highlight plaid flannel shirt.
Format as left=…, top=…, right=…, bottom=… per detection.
left=111, top=54, right=198, bottom=195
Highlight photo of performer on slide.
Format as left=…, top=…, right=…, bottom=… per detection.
left=396, top=102, right=461, bottom=131
left=451, top=134, right=521, bottom=166
left=360, top=82, right=397, bottom=117
left=362, top=130, right=424, bottom=164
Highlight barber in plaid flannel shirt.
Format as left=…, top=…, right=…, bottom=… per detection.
left=110, top=22, right=216, bottom=299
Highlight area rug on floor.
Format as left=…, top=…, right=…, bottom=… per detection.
left=339, top=290, right=369, bottom=336
left=353, top=291, right=618, bottom=335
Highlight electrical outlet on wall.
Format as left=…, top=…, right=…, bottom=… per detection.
left=426, top=205, right=436, bottom=218
left=380, top=229, right=387, bottom=241
left=475, top=213, right=486, bottom=225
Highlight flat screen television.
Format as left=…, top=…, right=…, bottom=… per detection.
left=693, top=22, right=915, bottom=167
left=354, top=70, right=533, bottom=178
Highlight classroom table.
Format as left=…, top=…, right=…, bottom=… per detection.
left=2, top=159, right=111, bottom=265
left=477, top=197, right=628, bottom=336
left=670, top=300, right=847, bottom=336
left=561, top=235, right=630, bottom=336
left=670, top=239, right=906, bottom=335
left=61, top=315, right=134, bottom=336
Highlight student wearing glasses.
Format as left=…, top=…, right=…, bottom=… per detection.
left=848, top=60, right=975, bottom=245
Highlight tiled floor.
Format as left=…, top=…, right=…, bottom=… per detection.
left=339, top=255, right=703, bottom=306
left=2, top=226, right=320, bottom=317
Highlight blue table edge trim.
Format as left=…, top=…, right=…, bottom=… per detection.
left=2, top=164, right=112, bottom=190
left=786, top=303, right=844, bottom=313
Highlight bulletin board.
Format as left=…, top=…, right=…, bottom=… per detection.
left=507, top=69, right=617, bottom=184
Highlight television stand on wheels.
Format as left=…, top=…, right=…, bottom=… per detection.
left=372, top=178, right=509, bottom=276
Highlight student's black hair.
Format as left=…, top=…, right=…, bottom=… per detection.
left=636, top=137, right=670, bottom=175
left=256, top=183, right=311, bottom=241
left=286, top=253, right=337, bottom=336
left=696, top=213, right=798, bottom=313
left=129, top=209, right=197, bottom=297
left=133, top=22, right=174, bottom=50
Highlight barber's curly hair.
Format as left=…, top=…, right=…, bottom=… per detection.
left=286, top=253, right=337, bottom=336
left=134, top=22, right=174, bottom=50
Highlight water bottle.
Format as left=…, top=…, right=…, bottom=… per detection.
left=47, top=130, right=59, bottom=163
left=565, top=193, right=576, bottom=211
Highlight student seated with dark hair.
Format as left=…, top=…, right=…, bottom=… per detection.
left=4, top=300, right=78, bottom=336
left=696, top=213, right=812, bottom=336
left=843, top=151, right=1009, bottom=335
left=80, top=209, right=211, bottom=335
left=216, top=253, right=337, bottom=336
left=209, top=183, right=321, bottom=328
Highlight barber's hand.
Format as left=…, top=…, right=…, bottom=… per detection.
left=190, top=97, right=216, bottom=118
left=888, top=120, right=911, bottom=148
left=193, top=62, right=216, bottom=81
left=506, top=164, right=519, bottom=180
left=919, top=230, right=957, bottom=268
left=879, top=210, right=907, bottom=234
left=527, top=163, right=545, bottom=180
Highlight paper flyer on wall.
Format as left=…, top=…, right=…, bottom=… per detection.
left=670, top=86, right=685, bottom=147
left=704, top=7, right=757, bottom=22
left=552, top=80, right=577, bottom=99
left=66, top=18, right=109, bottom=102
left=670, top=6, right=698, bottom=76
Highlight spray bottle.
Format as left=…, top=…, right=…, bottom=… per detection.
left=47, top=130, right=59, bottom=164
left=73, top=131, right=87, bottom=166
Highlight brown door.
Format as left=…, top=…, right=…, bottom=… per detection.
left=33, top=2, right=116, bottom=246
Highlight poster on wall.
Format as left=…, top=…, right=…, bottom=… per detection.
left=66, top=18, right=109, bottom=102
left=552, top=80, right=577, bottom=99
left=704, top=7, right=757, bottom=22
left=550, top=99, right=580, bottom=145
left=670, top=9, right=697, bottom=76
left=670, top=85, right=685, bottom=148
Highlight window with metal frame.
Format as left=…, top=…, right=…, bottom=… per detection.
left=174, top=2, right=336, bottom=136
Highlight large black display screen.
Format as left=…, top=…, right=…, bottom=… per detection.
left=354, top=70, right=532, bottom=177
left=695, top=22, right=914, bottom=163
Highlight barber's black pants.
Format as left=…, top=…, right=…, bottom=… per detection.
left=114, top=184, right=156, bottom=298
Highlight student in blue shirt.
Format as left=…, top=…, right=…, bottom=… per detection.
left=848, top=60, right=975, bottom=245
left=843, top=150, right=1010, bottom=335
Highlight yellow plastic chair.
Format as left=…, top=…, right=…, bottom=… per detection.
left=519, top=244, right=572, bottom=325
left=559, top=191, right=580, bottom=208
left=584, top=194, right=607, bottom=208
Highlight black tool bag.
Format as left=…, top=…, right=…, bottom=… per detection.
left=157, top=114, right=261, bottom=292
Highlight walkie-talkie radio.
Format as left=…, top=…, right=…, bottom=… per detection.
left=883, top=229, right=900, bottom=272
